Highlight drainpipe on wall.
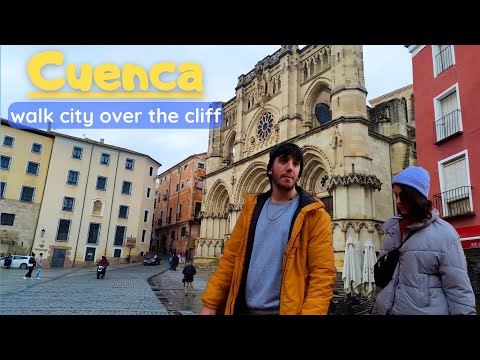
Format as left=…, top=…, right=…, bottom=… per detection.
left=30, top=134, right=55, bottom=257
left=103, top=150, right=120, bottom=257
left=72, top=143, right=94, bottom=267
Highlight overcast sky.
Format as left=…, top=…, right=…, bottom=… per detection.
left=0, top=45, right=412, bottom=171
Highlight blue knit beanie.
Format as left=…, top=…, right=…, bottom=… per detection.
left=392, top=166, right=430, bottom=199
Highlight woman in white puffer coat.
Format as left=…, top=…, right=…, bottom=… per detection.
left=372, top=166, right=476, bottom=315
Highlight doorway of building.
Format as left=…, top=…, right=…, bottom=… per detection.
left=51, top=249, right=66, bottom=267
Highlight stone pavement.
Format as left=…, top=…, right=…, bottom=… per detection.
left=150, top=261, right=212, bottom=315
left=0, top=257, right=214, bottom=315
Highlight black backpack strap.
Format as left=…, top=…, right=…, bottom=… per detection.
left=397, top=230, right=416, bottom=250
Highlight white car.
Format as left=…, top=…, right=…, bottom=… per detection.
left=0, top=255, right=34, bottom=269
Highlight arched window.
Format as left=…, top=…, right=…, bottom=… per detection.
left=315, top=103, right=331, bottom=125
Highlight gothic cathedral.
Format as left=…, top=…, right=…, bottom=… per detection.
left=197, top=45, right=415, bottom=271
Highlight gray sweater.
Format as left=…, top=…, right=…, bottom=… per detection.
left=372, top=209, right=476, bottom=315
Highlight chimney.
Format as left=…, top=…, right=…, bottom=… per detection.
left=100, top=138, right=104, bottom=143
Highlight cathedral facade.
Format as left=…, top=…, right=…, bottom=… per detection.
left=196, top=45, right=415, bottom=270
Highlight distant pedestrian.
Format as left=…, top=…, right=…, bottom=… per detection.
left=24, top=252, right=36, bottom=279
left=172, top=253, right=179, bottom=271
left=34, top=253, right=43, bottom=279
left=182, top=260, right=197, bottom=297
left=5, top=253, right=12, bottom=269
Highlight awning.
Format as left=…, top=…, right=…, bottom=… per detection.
left=456, top=225, right=480, bottom=249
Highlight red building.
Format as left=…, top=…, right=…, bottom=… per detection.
left=408, top=45, right=480, bottom=300
left=152, top=153, right=207, bottom=259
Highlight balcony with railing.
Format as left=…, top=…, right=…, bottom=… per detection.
left=435, top=45, right=453, bottom=75
left=433, top=186, right=474, bottom=218
left=434, top=109, right=462, bottom=143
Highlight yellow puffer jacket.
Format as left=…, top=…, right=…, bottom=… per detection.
left=201, top=187, right=335, bottom=315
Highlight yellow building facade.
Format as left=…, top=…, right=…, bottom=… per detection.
left=1, top=119, right=54, bottom=255
left=29, top=133, right=161, bottom=267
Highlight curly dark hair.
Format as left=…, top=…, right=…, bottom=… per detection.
left=397, top=184, right=433, bottom=222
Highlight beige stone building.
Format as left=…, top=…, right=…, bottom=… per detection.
left=197, top=45, right=415, bottom=271
left=31, top=133, right=161, bottom=267
left=1, top=119, right=54, bottom=256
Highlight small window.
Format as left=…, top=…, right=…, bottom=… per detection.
left=67, top=170, right=79, bottom=185
left=20, top=186, right=35, bottom=202
left=62, top=197, right=75, bottom=211
left=114, top=226, right=126, bottom=246
left=176, top=184, right=180, bottom=192
left=114, top=249, right=121, bottom=257
left=125, top=158, right=134, bottom=170
left=142, top=229, right=147, bottom=243
left=1, top=155, right=11, bottom=170
left=147, top=188, right=151, bottom=198
left=1, top=213, right=15, bottom=226
left=198, top=163, right=205, bottom=169
left=118, top=205, right=129, bottom=219
left=100, top=153, right=110, bottom=165
left=3, top=136, right=14, bottom=147
left=56, top=219, right=71, bottom=241
left=184, top=164, right=188, bottom=171
left=122, top=181, right=132, bottom=195
left=72, top=146, right=83, bottom=159
left=181, top=182, right=184, bottom=189
left=0, top=182, right=6, bottom=198
left=195, top=202, right=202, bottom=217
left=150, top=166, right=154, bottom=176
left=87, top=223, right=101, bottom=244
left=96, top=176, right=107, bottom=191
left=26, top=161, right=39, bottom=175
left=144, top=210, right=149, bottom=222
left=31, top=143, right=42, bottom=154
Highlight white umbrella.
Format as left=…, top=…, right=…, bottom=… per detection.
left=361, top=240, right=377, bottom=299
left=355, top=238, right=364, bottom=272
left=342, top=235, right=362, bottom=295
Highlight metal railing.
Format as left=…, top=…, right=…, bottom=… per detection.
left=434, top=109, right=461, bottom=143
left=433, top=186, right=472, bottom=218
left=435, top=45, right=453, bottom=75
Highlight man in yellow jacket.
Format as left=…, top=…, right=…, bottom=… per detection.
left=200, top=142, right=335, bottom=315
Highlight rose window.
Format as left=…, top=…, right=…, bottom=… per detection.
left=257, top=112, right=274, bottom=141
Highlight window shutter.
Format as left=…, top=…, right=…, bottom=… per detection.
left=443, top=157, right=467, bottom=192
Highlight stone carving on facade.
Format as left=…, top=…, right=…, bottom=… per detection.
left=325, top=173, right=382, bottom=194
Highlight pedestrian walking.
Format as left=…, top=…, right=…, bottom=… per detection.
left=182, top=260, right=197, bottom=297
left=34, top=253, right=43, bottom=279
left=24, top=252, right=36, bottom=279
